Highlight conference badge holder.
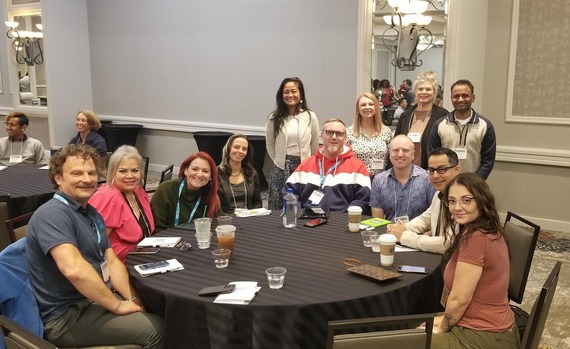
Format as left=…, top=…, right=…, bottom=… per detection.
left=343, top=258, right=402, bottom=282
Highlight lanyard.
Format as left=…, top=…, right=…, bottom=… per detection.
left=392, top=176, right=413, bottom=218
left=318, top=158, right=344, bottom=190
left=174, top=180, right=202, bottom=226
left=53, top=193, right=103, bottom=257
left=446, top=110, right=476, bottom=146
left=9, top=138, right=24, bottom=157
left=229, top=180, right=247, bottom=210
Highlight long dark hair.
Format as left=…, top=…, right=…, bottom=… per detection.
left=441, top=173, right=503, bottom=263
left=218, top=134, right=255, bottom=181
left=269, top=77, right=310, bottom=135
left=178, top=152, right=220, bottom=218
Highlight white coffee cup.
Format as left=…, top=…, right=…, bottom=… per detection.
left=347, top=206, right=363, bottom=233
left=378, top=233, right=397, bottom=266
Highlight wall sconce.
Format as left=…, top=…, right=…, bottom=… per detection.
left=379, top=1, right=434, bottom=71
left=5, top=21, right=44, bottom=66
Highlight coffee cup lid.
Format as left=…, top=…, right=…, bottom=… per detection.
left=378, top=233, right=397, bottom=243
left=347, top=206, right=362, bottom=213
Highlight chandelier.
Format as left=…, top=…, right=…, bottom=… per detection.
left=5, top=21, right=44, bottom=66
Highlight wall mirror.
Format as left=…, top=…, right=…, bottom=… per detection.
left=6, top=11, right=46, bottom=107
left=372, top=1, right=446, bottom=94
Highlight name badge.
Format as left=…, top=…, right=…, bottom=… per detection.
left=371, top=158, right=385, bottom=170
left=9, top=155, right=23, bottom=163
left=100, top=260, right=110, bottom=283
left=286, top=143, right=300, bottom=155
left=407, top=132, right=421, bottom=143
left=454, top=147, right=467, bottom=160
left=308, top=190, right=324, bottom=205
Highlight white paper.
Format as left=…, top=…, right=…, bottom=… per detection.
left=214, top=281, right=261, bottom=304
left=234, top=208, right=272, bottom=218
left=395, top=245, right=418, bottom=252
left=134, top=258, right=184, bottom=277
left=38, top=165, right=49, bottom=170
left=0, top=166, right=7, bottom=171
left=138, top=237, right=181, bottom=248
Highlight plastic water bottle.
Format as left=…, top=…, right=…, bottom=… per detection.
left=283, top=188, right=298, bottom=228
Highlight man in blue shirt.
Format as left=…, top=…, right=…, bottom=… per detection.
left=26, top=144, right=165, bottom=348
left=370, top=135, right=435, bottom=222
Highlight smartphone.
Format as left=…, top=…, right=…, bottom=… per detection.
left=304, top=218, right=328, bottom=228
left=398, top=265, right=429, bottom=274
left=198, top=284, right=236, bottom=297
left=139, top=260, right=170, bottom=270
left=128, top=247, right=161, bottom=255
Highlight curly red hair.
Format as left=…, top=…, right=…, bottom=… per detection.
left=178, top=151, right=220, bottom=217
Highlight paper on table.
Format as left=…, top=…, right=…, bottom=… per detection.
left=0, top=166, right=7, bottom=171
left=214, top=281, right=261, bottom=304
left=395, top=245, right=418, bottom=252
left=38, top=165, right=49, bottom=170
left=138, top=237, right=181, bottom=248
left=134, top=258, right=184, bottom=277
left=234, top=208, right=272, bottom=218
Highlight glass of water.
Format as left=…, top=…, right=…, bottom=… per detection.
left=211, top=249, right=231, bottom=268
left=265, top=267, right=287, bottom=289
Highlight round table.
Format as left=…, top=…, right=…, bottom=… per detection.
left=127, top=213, right=443, bottom=349
left=0, top=164, right=54, bottom=218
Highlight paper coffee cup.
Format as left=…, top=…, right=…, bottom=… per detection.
left=347, top=206, right=363, bottom=232
left=379, top=233, right=397, bottom=266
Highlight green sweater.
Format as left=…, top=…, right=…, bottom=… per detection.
left=151, top=179, right=211, bottom=231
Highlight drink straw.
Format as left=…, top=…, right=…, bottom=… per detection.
left=202, top=205, right=207, bottom=218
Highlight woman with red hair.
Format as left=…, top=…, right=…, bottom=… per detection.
left=151, top=151, right=221, bottom=231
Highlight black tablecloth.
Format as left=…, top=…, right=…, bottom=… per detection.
left=0, top=164, right=54, bottom=218
left=127, top=213, right=443, bottom=349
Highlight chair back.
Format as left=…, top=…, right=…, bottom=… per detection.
left=504, top=211, right=540, bottom=304
left=5, top=212, right=34, bottom=243
left=160, top=165, right=174, bottom=184
left=520, top=261, right=561, bottom=349
left=0, top=195, right=10, bottom=251
left=326, top=314, right=434, bottom=349
left=141, top=156, right=150, bottom=190
left=0, top=315, right=56, bottom=349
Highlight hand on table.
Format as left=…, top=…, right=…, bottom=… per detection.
left=387, top=220, right=406, bottom=241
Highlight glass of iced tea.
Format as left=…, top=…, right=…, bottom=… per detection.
left=215, top=225, right=236, bottom=255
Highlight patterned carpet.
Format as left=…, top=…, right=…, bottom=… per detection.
left=520, top=230, right=570, bottom=349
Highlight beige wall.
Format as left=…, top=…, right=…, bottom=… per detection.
left=481, top=0, right=570, bottom=231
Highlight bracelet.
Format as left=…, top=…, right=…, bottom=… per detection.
left=127, top=295, right=137, bottom=302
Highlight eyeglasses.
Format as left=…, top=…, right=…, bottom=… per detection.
left=323, top=130, right=346, bottom=138
left=3, top=122, right=20, bottom=127
left=176, top=241, right=192, bottom=252
left=427, top=165, right=456, bottom=175
left=390, top=147, right=412, bottom=154
left=444, top=196, right=476, bottom=208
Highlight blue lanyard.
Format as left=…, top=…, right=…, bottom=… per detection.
left=53, top=193, right=103, bottom=257
left=318, top=158, right=344, bottom=189
left=174, top=180, right=202, bottom=226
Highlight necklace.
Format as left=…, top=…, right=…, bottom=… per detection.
left=230, top=170, right=242, bottom=177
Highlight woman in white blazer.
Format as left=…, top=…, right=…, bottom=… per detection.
left=265, top=77, right=319, bottom=210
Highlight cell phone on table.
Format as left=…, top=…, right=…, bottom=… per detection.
left=304, top=218, right=328, bottom=228
left=128, top=247, right=161, bottom=255
left=198, top=284, right=236, bottom=297
left=398, top=265, right=429, bottom=274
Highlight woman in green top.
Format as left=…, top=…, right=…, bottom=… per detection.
left=150, top=151, right=221, bottom=231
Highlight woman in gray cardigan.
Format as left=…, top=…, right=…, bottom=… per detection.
left=265, top=77, right=319, bottom=210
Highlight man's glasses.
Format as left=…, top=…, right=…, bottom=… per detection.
left=444, top=196, right=475, bottom=207
left=323, top=130, right=345, bottom=138
left=390, top=147, right=411, bottom=154
left=427, top=165, right=456, bottom=175
left=3, top=122, right=20, bottom=127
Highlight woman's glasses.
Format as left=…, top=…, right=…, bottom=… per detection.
left=444, top=196, right=475, bottom=208
left=176, top=241, right=192, bottom=252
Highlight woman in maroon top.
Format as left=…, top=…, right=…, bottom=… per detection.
left=431, top=173, right=519, bottom=348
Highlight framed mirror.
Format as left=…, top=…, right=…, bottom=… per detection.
left=6, top=11, right=46, bottom=107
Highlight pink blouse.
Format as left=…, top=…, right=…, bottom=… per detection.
left=89, top=185, right=155, bottom=263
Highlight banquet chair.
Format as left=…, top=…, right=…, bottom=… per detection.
left=504, top=211, right=541, bottom=338
left=5, top=212, right=34, bottom=243
left=141, top=156, right=150, bottom=191
left=0, top=195, right=10, bottom=251
left=325, top=313, right=434, bottom=349
left=520, top=261, right=561, bottom=349
left=145, top=164, right=174, bottom=194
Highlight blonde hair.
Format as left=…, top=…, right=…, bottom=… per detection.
left=413, top=70, right=438, bottom=105
left=352, top=93, right=383, bottom=137
left=77, top=110, right=102, bottom=131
